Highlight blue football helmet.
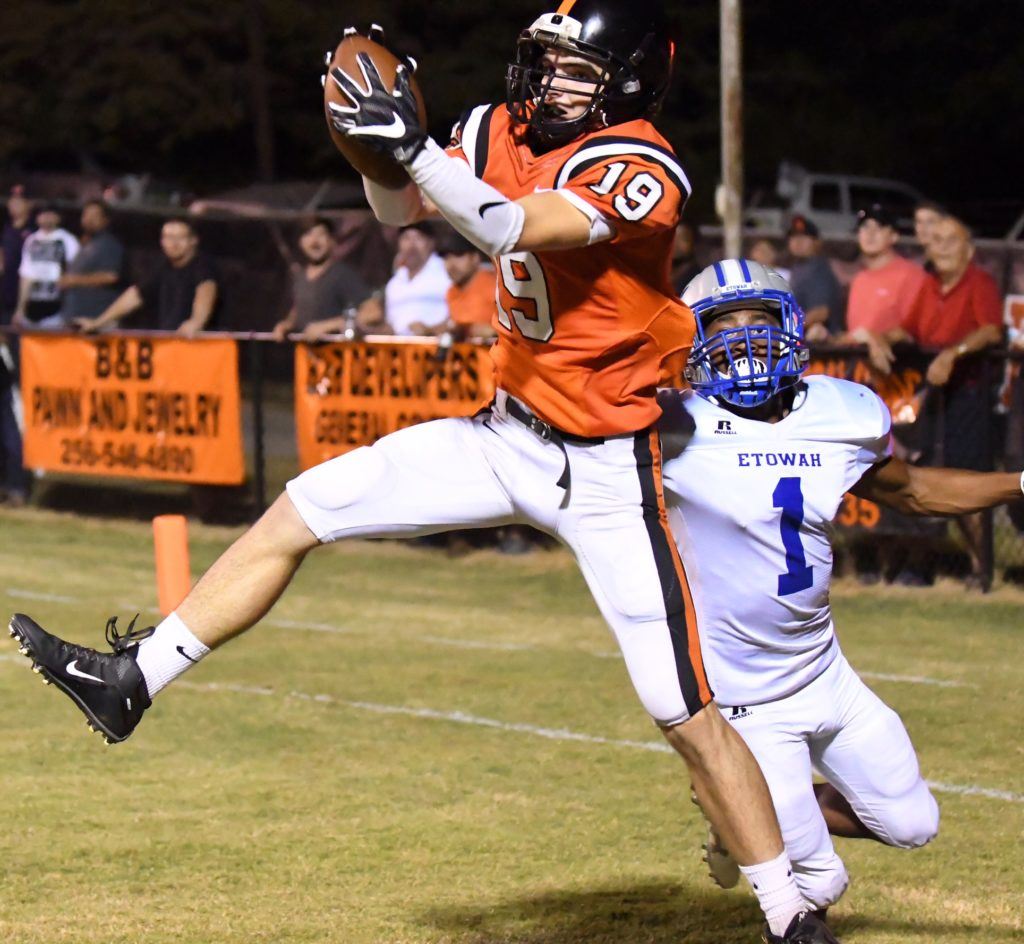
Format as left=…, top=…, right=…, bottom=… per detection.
left=681, top=259, right=808, bottom=408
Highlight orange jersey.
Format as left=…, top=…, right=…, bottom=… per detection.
left=448, top=105, right=695, bottom=438
left=447, top=267, right=496, bottom=326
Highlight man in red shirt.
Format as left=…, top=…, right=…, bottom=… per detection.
left=846, top=205, right=926, bottom=337
left=879, top=215, right=1003, bottom=587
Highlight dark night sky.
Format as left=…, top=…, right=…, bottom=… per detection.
left=0, top=1, right=1020, bottom=225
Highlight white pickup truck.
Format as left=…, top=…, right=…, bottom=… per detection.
left=743, top=162, right=926, bottom=237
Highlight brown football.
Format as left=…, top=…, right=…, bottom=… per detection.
left=324, top=34, right=428, bottom=190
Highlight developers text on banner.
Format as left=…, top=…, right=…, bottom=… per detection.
left=21, top=335, right=245, bottom=485
left=294, top=340, right=496, bottom=470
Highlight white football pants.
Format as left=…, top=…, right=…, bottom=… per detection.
left=286, top=392, right=712, bottom=725
left=722, top=653, right=939, bottom=908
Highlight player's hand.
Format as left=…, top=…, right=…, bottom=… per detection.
left=926, top=347, right=957, bottom=387
left=327, top=53, right=426, bottom=165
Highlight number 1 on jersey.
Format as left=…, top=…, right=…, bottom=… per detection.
left=773, top=476, right=813, bottom=596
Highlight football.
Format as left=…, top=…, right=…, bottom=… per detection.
left=323, top=34, right=428, bottom=190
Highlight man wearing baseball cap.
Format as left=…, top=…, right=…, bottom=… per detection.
left=847, top=204, right=927, bottom=336
left=786, top=214, right=843, bottom=341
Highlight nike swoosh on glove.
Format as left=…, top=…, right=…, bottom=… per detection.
left=327, top=53, right=427, bottom=165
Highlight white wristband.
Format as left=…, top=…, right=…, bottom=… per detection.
left=363, top=177, right=425, bottom=226
left=406, top=138, right=525, bottom=257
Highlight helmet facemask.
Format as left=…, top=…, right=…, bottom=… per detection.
left=685, top=294, right=809, bottom=409
left=506, top=10, right=664, bottom=151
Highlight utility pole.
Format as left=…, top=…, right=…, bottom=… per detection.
left=720, top=0, right=743, bottom=259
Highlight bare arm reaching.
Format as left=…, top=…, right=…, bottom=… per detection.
left=852, top=456, right=1021, bottom=516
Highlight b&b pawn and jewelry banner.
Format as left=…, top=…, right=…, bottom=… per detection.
left=294, top=340, right=496, bottom=470
left=21, top=335, right=245, bottom=484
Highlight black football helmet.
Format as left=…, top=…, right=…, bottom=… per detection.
left=506, top=0, right=674, bottom=151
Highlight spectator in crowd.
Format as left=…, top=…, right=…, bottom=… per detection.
left=428, top=229, right=496, bottom=341
left=846, top=204, right=927, bottom=340
left=271, top=217, right=379, bottom=342
left=58, top=201, right=124, bottom=324
left=1, top=188, right=33, bottom=323
left=746, top=236, right=790, bottom=281
left=670, top=220, right=702, bottom=295
left=880, top=215, right=1003, bottom=588
left=13, top=205, right=80, bottom=329
left=76, top=218, right=218, bottom=337
left=912, top=200, right=945, bottom=266
left=786, top=214, right=842, bottom=341
left=380, top=222, right=451, bottom=336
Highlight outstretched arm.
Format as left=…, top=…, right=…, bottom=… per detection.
left=852, top=457, right=1021, bottom=516
left=330, top=54, right=600, bottom=255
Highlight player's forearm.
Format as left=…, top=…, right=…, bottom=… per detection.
left=405, top=139, right=524, bottom=256
left=363, top=177, right=427, bottom=226
left=859, top=465, right=1022, bottom=516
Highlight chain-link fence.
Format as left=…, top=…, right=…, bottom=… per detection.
left=5, top=327, right=1024, bottom=590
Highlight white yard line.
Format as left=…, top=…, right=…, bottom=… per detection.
left=175, top=679, right=1024, bottom=805
left=859, top=671, right=977, bottom=690
left=0, top=587, right=985, bottom=689
left=0, top=654, right=1018, bottom=804
left=7, top=588, right=81, bottom=604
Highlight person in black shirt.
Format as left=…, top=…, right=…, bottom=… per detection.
left=75, top=218, right=218, bottom=336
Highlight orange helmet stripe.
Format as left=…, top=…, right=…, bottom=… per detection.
left=555, top=0, right=577, bottom=14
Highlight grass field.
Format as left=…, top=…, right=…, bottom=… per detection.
left=0, top=507, right=1021, bottom=944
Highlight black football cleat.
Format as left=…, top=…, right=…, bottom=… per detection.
left=764, top=911, right=840, bottom=944
left=9, top=613, right=154, bottom=744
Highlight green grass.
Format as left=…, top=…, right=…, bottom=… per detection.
left=0, top=508, right=1022, bottom=943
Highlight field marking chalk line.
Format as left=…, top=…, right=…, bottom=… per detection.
left=173, top=679, right=1024, bottom=805
left=0, top=586, right=985, bottom=688
left=0, top=656, right=1016, bottom=804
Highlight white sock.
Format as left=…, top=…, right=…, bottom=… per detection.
left=740, top=851, right=806, bottom=937
left=134, top=612, right=209, bottom=698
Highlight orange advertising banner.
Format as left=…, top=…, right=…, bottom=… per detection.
left=295, top=340, right=496, bottom=470
left=21, top=335, right=245, bottom=484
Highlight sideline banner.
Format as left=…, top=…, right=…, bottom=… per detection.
left=295, top=341, right=496, bottom=469
left=807, top=349, right=939, bottom=537
left=21, top=335, right=245, bottom=484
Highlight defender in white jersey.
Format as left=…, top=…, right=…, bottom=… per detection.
left=660, top=260, right=1022, bottom=916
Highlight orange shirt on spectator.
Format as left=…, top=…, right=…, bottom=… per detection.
left=447, top=268, right=495, bottom=327
left=846, top=255, right=927, bottom=334
left=901, top=262, right=1002, bottom=348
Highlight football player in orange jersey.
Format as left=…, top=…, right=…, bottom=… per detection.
left=9, top=5, right=835, bottom=941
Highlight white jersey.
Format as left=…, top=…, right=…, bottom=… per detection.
left=662, top=375, right=891, bottom=706
left=18, top=228, right=80, bottom=303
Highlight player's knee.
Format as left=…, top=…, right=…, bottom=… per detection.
left=793, top=855, right=849, bottom=910
left=291, top=446, right=389, bottom=512
left=880, top=785, right=940, bottom=849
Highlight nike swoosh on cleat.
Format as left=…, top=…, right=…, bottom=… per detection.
left=65, top=660, right=105, bottom=684
left=478, top=201, right=506, bottom=218
left=176, top=645, right=199, bottom=665
left=349, top=114, right=406, bottom=139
